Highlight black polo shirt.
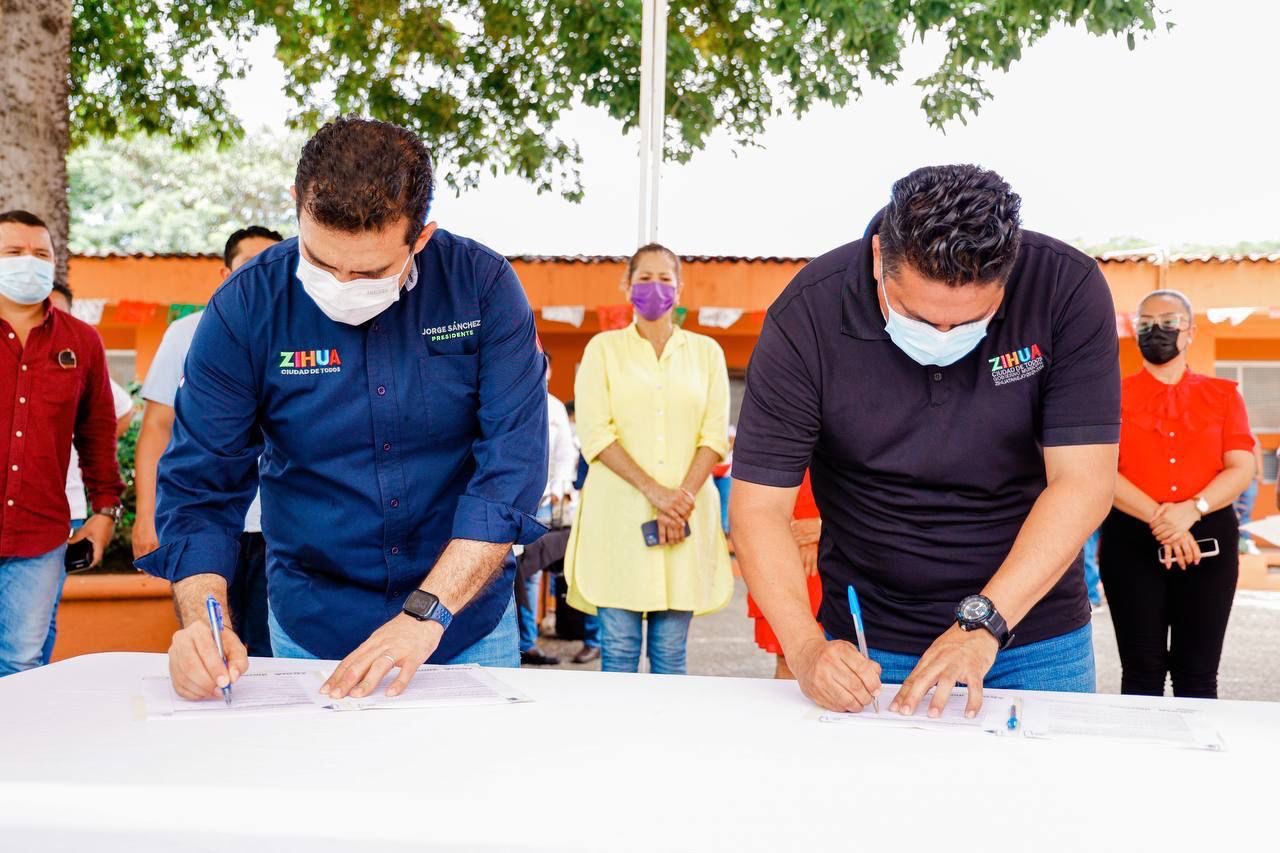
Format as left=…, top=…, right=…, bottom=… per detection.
left=733, top=211, right=1120, bottom=655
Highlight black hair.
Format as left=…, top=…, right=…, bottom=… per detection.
left=565, top=400, right=575, bottom=417
left=295, top=117, right=435, bottom=244
left=627, top=243, right=681, bottom=281
left=52, top=281, right=73, bottom=306
left=879, top=165, right=1022, bottom=287
left=0, top=209, right=49, bottom=230
left=223, top=226, right=284, bottom=268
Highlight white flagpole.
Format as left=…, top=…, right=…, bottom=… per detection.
left=647, top=0, right=668, bottom=245
left=637, top=0, right=656, bottom=246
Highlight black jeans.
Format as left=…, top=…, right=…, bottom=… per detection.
left=228, top=532, right=272, bottom=657
left=1099, top=507, right=1237, bottom=698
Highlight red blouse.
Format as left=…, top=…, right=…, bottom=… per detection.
left=1118, top=369, right=1254, bottom=503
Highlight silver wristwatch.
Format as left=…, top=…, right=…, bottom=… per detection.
left=96, top=505, right=124, bottom=523
left=1193, top=496, right=1210, bottom=517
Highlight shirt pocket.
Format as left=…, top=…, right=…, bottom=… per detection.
left=419, top=354, right=480, bottom=441
left=37, top=363, right=83, bottom=416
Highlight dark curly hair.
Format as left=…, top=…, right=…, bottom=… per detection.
left=295, top=117, right=434, bottom=244
left=879, top=165, right=1022, bottom=287
left=223, top=225, right=283, bottom=268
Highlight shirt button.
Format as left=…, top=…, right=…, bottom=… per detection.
left=17, top=397, right=24, bottom=404
left=933, top=372, right=943, bottom=382
left=390, top=499, right=399, bottom=508
left=9, top=465, right=15, bottom=472
left=377, top=385, right=386, bottom=396
left=373, top=323, right=380, bottom=332
left=6, top=332, right=13, bottom=339
left=391, top=546, right=400, bottom=555
left=1171, top=486, right=1179, bottom=492
left=1169, top=431, right=1176, bottom=437
left=5, top=499, right=12, bottom=507
left=383, top=442, right=391, bottom=451
left=20, top=365, right=27, bottom=371
left=1170, top=458, right=1176, bottom=464
left=14, top=431, right=21, bottom=438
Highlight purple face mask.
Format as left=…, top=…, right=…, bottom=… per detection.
left=630, top=281, right=676, bottom=321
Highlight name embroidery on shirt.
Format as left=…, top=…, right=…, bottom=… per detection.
left=279, top=349, right=342, bottom=375
left=989, top=344, right=1044, bottom=386
left=422, top=319, right=481, bottom=342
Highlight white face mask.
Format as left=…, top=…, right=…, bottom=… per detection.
left=297, top=249, right=414, bottom=326
left=0, top=255, right=55, bottom=305
left=880, top=275, right=993, bottom=367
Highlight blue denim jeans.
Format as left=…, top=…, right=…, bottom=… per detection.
left=597, top=607, right=693, bottom=674
left=862, top=623, right=1096, bottom=692
left=517, top=571, right=542, bottom=653
left=267, top=593, right=520, bottom=668
left=583, top=613, right=600, bottom=649
left=1082, top=529, right=1102, bottom=607
left=713, top=476, right=732, bottom=534
left=0, top=544, right=67, bottom=677
left=1235, top=479, right=1259, bottom=541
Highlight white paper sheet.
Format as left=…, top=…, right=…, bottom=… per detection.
left=817, top=688, right=1012, bottom=732
left=1022, top=700, right=1225, bottom=751
left=309, top=664, right=530, bottom=711
left=142, top=671, right=325, bottom=720
left=1242, top=515, right=1280, bottom=546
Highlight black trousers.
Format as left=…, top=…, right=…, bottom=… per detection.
left=1098, top=507, right=1237, bottom=698
left=229, top=532, right=272, bottom=658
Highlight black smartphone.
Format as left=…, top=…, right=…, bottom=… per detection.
left=65, top=539, right=93, bottom=572
left=641, top=519, right=691, bottom=547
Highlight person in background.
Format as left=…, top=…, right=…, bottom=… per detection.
left=563, top=400, right=601, bottom=664
left=1101, top=289, right=1255, bottom=698
left=132, top=226, right=283, bottom=658
left=43, top=283, right=134, bottom=663
left=1233, top=437, right=1265, bottom=555
left=712, top=425, right=735, bottom=534
left=1081, top=529, right=1103, bottom=608
left=747, top=471, right=821, bottom=679
left=517, top=353, right=577, bottom=666
left=0, top=210, right=125, bottom=676
left=565, top=243, right=732, bottom=675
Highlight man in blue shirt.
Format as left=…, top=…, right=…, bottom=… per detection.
left=137, top=118, right=548, bottom=702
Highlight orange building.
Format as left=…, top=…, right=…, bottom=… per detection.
left=68, top=251, right=1280, bottom=510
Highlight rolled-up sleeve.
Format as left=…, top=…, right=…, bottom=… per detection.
left=134, top=293, right=262, bottom=585
left=450, top=260, right=548, bottom=546
left=696, top=341, right=731, bottom=458
left=573, top=335, right=619, bottom=464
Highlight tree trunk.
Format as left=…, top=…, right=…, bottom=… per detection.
left=0, top=0, right=72, bottom=284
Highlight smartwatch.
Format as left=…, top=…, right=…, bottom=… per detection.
left=402, top=589, right=454, bottom=632
left=955, top=594, right=1014, bottom=650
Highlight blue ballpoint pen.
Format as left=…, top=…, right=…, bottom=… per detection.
left=846, top=585, right=880, bottom=714
left=206, top=594, right=232, bottom=705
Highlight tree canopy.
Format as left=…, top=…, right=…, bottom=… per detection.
left=72, top=1, right=1167, bottom=202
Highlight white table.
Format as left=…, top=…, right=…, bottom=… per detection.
left=1, top=653, right=1276, bottom=852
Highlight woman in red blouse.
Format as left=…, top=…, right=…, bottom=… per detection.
left=1101, top=290, right=1255, bottom=698
left=747, top=471, right=822, bottom=679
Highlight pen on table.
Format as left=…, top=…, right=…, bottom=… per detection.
left=1007, top=701, right=1019, bottom=733
left=845, top=584, right=880, bottom=714
left=206, top=594, right=232, bottom=705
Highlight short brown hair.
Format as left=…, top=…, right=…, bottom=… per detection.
left=0, top=210, right=49, bottom=231
left=627, top=243, right=681, bottom=281
left=294, top=117, right=434, bottom=244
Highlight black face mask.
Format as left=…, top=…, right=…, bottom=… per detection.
left=1138, top=326, right=1182, bottom=365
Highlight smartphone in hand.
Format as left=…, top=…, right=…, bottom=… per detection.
left=65, top=539, right=94, bottom=572
left=641, top=519, right=692, bottom=546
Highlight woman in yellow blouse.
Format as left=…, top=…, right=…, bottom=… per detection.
left=565, top=243, right=733, bottom=674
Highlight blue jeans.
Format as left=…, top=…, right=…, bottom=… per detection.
left=268, top=594, right=520, bottom=668
left=1083, top=529, right=1102, bottom=607
left=583, top=613, right=600, bottom=649
left=714, top=476, right=732, bottom=534
left=863, top=623, right=1096, bottom=692
left=1235, top=480, right=1259, bottom=541
left=0, top=544, right=67, bottom=677
left=597, top=607, right=693, bottom=674
left=517, top=571, right=542, bottom=653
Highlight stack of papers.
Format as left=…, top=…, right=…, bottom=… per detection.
left=142, top=664, right=529, bottom=720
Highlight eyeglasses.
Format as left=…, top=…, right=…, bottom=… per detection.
left=1134, top=314, right=1189, bottom=335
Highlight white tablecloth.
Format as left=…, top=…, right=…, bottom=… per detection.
left=0, top=653, right=1276, bottom=852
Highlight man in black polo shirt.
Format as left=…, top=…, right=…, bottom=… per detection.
left=731, top=165, right=1119, bottom=718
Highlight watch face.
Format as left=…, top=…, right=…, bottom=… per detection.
left=404, top=590, right=438, bottom=619
left=957, top=596, right=992, bottom=624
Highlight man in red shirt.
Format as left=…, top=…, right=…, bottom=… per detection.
left=0, top=210, right=124, bottom=676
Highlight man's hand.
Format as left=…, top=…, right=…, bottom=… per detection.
left=1159, top=530, right=1202, bottom=570
left=890, top=624, right=998, bottom=719
left=321, top=614, right=444, bottom=700
left=131, top=515, right=160, bottom=560
left=69, top=514, right=114, bottom=567
left=168, top=621, right=248, bottom=700
left=1150, top=501, right=1200, bottom=543
left=788, top=636, right=882, bottom=713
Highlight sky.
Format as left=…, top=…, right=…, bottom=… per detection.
left=222, top=0, right=1280, bottom=257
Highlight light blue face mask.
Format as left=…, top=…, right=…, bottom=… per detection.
left=0, top=255, right=55, bottom=305
left=880, top=275, right=993, bottom=367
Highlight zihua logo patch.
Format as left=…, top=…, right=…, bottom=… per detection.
left=989, top=344, right=1044, bottom=386
left=279, top=349, right=342, bottom=375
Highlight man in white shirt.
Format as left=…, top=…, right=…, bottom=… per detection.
left=518, top=354, right=579, bottom=665
left=131, top=226, right=282, bottom=656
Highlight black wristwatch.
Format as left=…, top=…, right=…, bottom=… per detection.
left=955, top=594, right=1014, bottom=650
left=402, top=589, right=454, bottom=632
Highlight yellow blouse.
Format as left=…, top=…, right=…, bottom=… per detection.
left=565, top=324, right=733, bottom=616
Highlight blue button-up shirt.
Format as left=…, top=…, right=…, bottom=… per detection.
left=136, top=231, right=548, bottom=661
